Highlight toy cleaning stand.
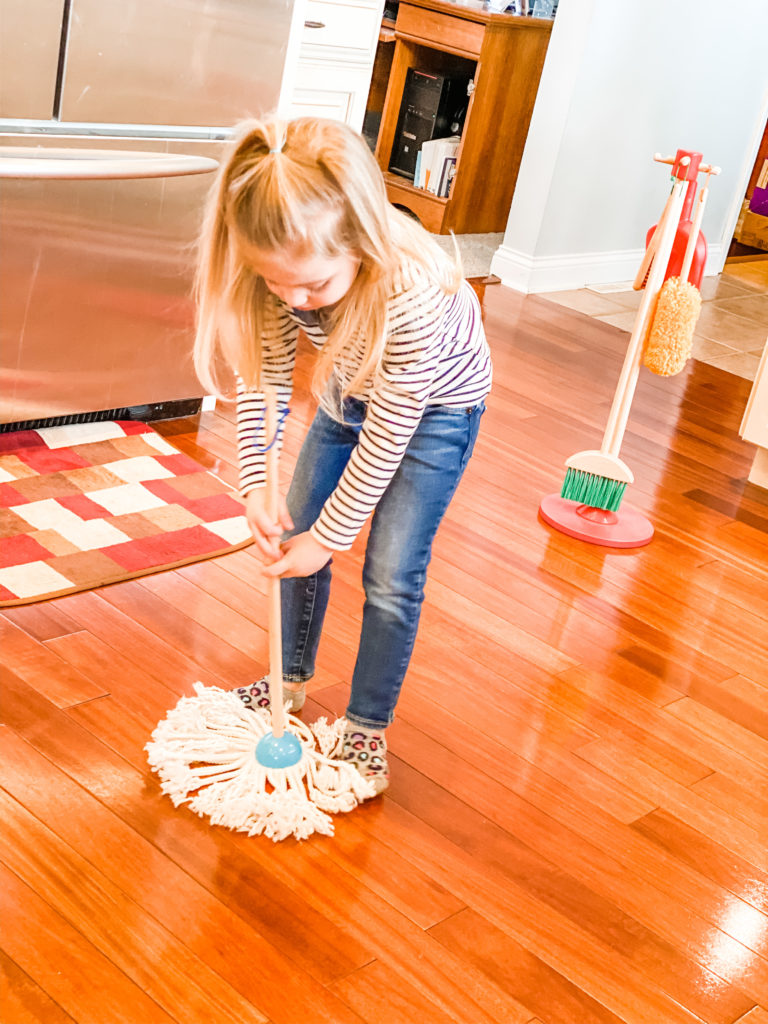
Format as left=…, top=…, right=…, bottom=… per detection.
left=539, top=149, right=718, bottom=549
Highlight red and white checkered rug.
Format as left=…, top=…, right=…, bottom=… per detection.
left=0, top=420, right=252, bottom=606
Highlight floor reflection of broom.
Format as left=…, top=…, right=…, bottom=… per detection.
left=539, top=156, right=692, bottom=549
left=146, top=387, right=373, bottom=841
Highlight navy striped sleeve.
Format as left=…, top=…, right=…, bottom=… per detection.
left=237, top=306, right=298, bottom=495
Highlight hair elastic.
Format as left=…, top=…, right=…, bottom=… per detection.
left=269, top=145, right=283, bottom=155
left=252, top=405, right=290, bottom=452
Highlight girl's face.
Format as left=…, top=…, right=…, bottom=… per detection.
left=246, top=244, right=360, bottom=311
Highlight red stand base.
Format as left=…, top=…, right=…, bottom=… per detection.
left=539, top=494, right=654, bottom=549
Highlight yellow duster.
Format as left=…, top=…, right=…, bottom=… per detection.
left=644, top=276, right=702, bottom=376
left=644, top=179, right=710, bottom=377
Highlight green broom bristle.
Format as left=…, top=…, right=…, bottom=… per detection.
left=561, top=467, right=627, bottom=511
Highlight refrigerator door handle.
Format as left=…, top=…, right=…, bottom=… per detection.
left=0, top=148, right=219, bottom=179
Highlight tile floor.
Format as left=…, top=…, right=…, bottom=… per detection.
left=539, top=256, right=768, bottom=382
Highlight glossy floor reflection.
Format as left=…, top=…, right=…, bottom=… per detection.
left=2, top=283, right=767, bottom=1024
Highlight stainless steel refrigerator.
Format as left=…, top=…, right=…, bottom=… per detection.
left=0, top=0, right=303, bottom=426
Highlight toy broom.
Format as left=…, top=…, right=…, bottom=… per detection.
left=146, top=388, right=373, bottom=841
left=539, top=149, right=718, bottom=549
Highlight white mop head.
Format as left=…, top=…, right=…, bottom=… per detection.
left=146, top=683, right=375, bottom=841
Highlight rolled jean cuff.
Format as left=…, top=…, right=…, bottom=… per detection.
left=345, top=711, right=394, bottom=730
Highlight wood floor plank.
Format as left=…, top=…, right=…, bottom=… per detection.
left=690, top=771, right=768, bottom=832
left=348, top=796, right=709, bottom=1024
left=734, top=1007, right=768, bottom=1024
left=631, top=808, right=768, bottom=915
left=311, top=687, right=763, bottom=1016
left=0, top=862, right=178, bottom=1024
left=96, top=580, right=265, bottom=685
left=3, top=283, right=766, bottom=1024
left=558, top=665, right=768, bottom=791
left=221, top=823, right=538, bottom=1024
left=664, top=696, right=768, bottom=768
left=576, top=737, right=768, bottom=872
left=0, top=616, right=107, bottom=708
left=0, top=722, right=369, bottom=1024
left=389, top=730, right=765, bottom=1012
left=136, top=570, right=269, bottom=663
left=311, top=687, right=768, bottom=961
left=0, top=789, right=270, bottom=1024
left=1, top=601, right=81, bottom=642
left=52, top=588, right=240, bottom=692
left=330, top=958, right=487, bottom=1024
left=44, top=628, right=188, bottom=726
left=429, top=908, right=627, bottom=1024
left=0, top=949, right=77, bottom=1024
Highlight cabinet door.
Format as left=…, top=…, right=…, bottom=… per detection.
left=289, top=61, right=372, bottom=130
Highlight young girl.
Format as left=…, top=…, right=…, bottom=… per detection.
left=194, top=115, right=491, bottom=795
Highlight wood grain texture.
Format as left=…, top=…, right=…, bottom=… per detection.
left=2, top=284, right=767, bottom=1024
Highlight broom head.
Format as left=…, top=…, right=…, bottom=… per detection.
left=561, top=451, right=633, bottom=512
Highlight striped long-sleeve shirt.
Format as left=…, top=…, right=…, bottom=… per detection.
left=237, top=267, right=492, bottom=551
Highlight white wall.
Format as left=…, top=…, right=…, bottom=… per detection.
left=492, top=0, right=768, bottom=293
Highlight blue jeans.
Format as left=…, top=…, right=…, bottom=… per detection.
left=280, top=396, right=485, bottom=729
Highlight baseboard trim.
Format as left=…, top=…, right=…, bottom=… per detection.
left=491, top=243, right=724, bottom=293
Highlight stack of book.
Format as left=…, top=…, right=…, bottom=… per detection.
left=413, top=136, right=460, bottom=198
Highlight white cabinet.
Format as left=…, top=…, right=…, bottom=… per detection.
left=300, top=0, right=383, bottom=63
left=741, top=339, right=768, bottom=487
left=291, top=60, right=375, bottom=127
left=286, top=0, right=385, bottom=132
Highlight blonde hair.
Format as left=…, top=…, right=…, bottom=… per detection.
left=194, top=115, right=461, bottom=399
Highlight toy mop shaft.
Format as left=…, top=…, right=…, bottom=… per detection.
left=602, top=178, right=687, bottom=458
left=680, top=182, right=708, bottom=282
left=264, top=386, right=287, bottom=739
left=632, top=182, right=679, bottom=291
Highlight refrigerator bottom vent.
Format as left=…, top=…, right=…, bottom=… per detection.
left=1, top=398, right=203, bottom=434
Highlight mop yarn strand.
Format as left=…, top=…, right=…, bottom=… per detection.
left=146, top=684, right=375, bottom=841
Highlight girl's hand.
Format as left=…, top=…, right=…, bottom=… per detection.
left=245, top=489, right=294, bottom=561
left=263, top=532, right=333, bottom=579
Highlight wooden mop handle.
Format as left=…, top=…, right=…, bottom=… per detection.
left=632, top=181, right=677, bottom=291
left=264, top=386, right=286, bottom=739
left=679, top=178, right=709, bottom=284
left=603, top=179, right=687, bottom=457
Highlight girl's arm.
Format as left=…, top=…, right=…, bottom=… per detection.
left=236, top=304, right=298, bottom=496
left=310, top=279, right=447, bottom=551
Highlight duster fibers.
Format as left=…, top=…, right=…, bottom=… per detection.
left=643, top=277, right=701, bottom=377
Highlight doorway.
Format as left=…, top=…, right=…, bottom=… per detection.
left=724, top=118, right=768, bottom=292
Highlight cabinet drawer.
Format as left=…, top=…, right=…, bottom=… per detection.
left=301, top=0, right=382, bottom=63
left=396, top=4, right=484, bottom=57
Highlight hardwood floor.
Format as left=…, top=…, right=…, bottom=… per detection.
left=2, top=282, right=767, bottom=1024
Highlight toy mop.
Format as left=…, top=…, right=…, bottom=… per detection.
left=146, top=388, right=373, bottom=841
left=539, top=150, right=719, bottom=548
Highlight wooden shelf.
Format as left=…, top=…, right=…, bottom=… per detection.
left=374, top=0, right=552, bottom=234
left=384, top=171, right=449, bottom=232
